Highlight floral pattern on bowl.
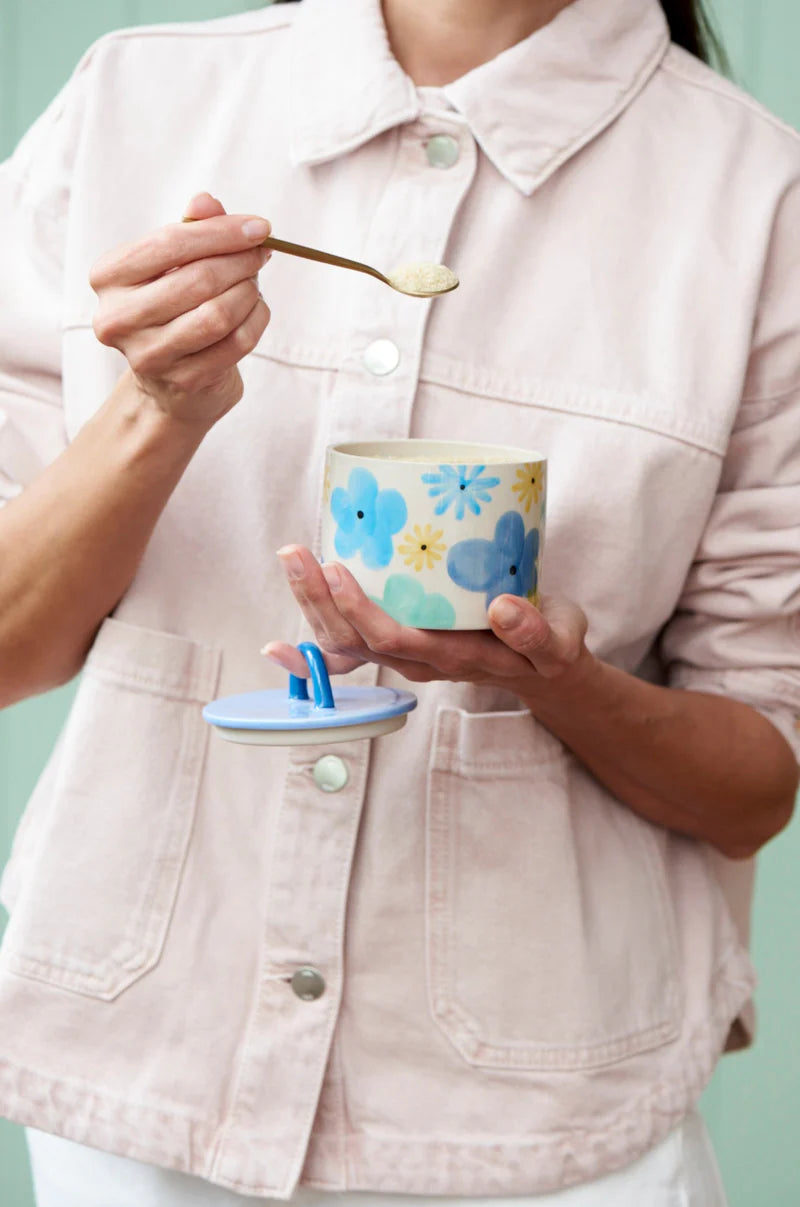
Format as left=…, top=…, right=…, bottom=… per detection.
left=330, top=467, right=407, bottom=569
left=370, top=575, right=457, bottom=629
left=421, top=464, right=501, bottom=520
left=397, top=524, right=447, bottom=571
left=447, top=512, right=539, bottom=607
left=322, top=440, right=546, bottom=630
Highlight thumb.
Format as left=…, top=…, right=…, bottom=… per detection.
left=182, top=191, right=227, bottom=221
left=488, top=594, right=587, bottom=680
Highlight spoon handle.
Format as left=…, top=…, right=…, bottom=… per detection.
left=182, top=218, right=390, bottom=288
left=263, top=235, right=387, bottom=286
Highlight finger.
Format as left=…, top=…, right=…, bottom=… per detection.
left=263, top=635, right=446, bottom=686
left=276, top=546, right=368, bottom=662
left=90, top=212, right=271, bottom=290
left=124, top=278, right=262, bottom=373
left=320, top=561, right=526, bottom=680
left=152, top=294, right=271, bottom=393
left=261, top=641, right=363, bottom=678
left=488, top=594, right=586, bottom=678
left=262, top=640, right=439, bottom=686
left=182, top=192, right=227, bottom=221
left=94, top=247, right=270, bottom=343
left=274, top=553, right=525, bottom=687
left=271, top=552, right=451, bottom=683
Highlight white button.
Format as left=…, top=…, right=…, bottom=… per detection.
left=362, top=338, right=400, bottom=376
left=313, top=755, right=349, bottom=793
left=426, top=134, right=460, bottom=169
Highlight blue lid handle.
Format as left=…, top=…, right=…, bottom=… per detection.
left=288, top=675, right=310, bottom=702
left=288, top=642, right=336, bottom=711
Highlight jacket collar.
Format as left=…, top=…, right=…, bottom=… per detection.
left=289, top=0, right=670, bottom=196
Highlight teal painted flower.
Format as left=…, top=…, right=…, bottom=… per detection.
left=371, top=575, right=456, bottom=629
left=331, top=468, right=407, bottom=569
left=421, top=464, right=501, bottom=520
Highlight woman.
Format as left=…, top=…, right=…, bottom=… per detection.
left=0, top=0, right=798, bottom=1203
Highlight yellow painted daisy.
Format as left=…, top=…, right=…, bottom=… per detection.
left=512, top=463, right=543, bottom=513
left=398, top=524, right=447, bottom=572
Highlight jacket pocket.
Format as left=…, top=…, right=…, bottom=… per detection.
left=426, top=707, right=681, bottom=1071
left=2, top=616, right=221, bottom=1000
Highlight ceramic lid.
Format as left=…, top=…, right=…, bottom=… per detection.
left=203, top=642, right=417, bottom=743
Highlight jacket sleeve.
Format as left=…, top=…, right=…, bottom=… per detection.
left=660, top=176, right=800, bottom=762
left=0, top=50, right=96, bottom=507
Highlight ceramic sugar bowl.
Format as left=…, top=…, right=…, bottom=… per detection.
left=321, top=440, right=546, bottom=630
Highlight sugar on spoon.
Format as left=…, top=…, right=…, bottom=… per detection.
left=182, top=217, right=458, bottom=298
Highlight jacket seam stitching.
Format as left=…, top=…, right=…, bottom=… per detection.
left=418, top=373, right=725, bottom=455
left=660, top=54, right=800, bottom=145
left=0, top=383, right=62, bottom=408
left=85, top=664, right=214, bottom=704
left=740, top=383, right=800, bottom=406
left=0, top=1056, right=210, bottom=1123
left=92, top=15, right=294, bottom=50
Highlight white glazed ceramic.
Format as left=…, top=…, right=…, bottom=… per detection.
left=321, top=440, right=546, bottom=630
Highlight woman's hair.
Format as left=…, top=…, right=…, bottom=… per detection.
left=659, top=1, right=725, bottom=66
left=272, top=1, right=726, bottom=70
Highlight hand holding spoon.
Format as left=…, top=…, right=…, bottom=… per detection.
left=182, top=215, right=458, bottom=298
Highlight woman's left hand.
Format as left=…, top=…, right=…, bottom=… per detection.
left=263, top=545, right=595, bottom=701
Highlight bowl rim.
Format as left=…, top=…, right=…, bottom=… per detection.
left=328, top=439, right=546, bottom=465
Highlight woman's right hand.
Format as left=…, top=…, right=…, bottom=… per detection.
left=90, top=192, right=272, bottom=428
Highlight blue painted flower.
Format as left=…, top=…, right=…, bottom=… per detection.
left=421, top=464, right=501, bottom=520
left=447, top=512, right=540, bottom=607
left=371, top=575, right=456, bottom=629
left=330, top=468, right=407, bottom=569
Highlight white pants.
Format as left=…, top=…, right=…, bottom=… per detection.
left=26, top=1112, right=727, bottom=1207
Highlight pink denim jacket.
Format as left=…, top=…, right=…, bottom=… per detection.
left=0, top=0, right=799, bottom=1197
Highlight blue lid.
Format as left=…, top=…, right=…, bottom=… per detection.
left=203, top=642, right=417, bottom=733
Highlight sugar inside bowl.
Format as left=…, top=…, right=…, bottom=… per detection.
left=321, top=440, right=546, bottom=630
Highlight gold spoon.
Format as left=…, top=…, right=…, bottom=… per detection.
left=182, top=217, right=458, bottom=298
left=262, top=236, right=459, bottom=298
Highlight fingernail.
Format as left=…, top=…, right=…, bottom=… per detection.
left=260, top=646, right=286, bottom=668
left=259, top=247, right=272, bottom=266
left=491, top=598, right=521, bottom=629
left=277, top=547, right=304, bottom=580
left=181, top=193, right=212, bottom=221
left=322, top=564, right=342, bottom=593
left=242, top=218, right=270, bottom=241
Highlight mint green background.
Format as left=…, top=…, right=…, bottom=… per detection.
left=0, top=2, right=798, bottom=1204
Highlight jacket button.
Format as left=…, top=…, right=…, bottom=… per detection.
left=291, top=966, right=326, bottom=1001
left=425, top=134, right=460, bottom=168
left=312, top=755, right=349, bottom=793
left=362, top=338, right=400, bottom=376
